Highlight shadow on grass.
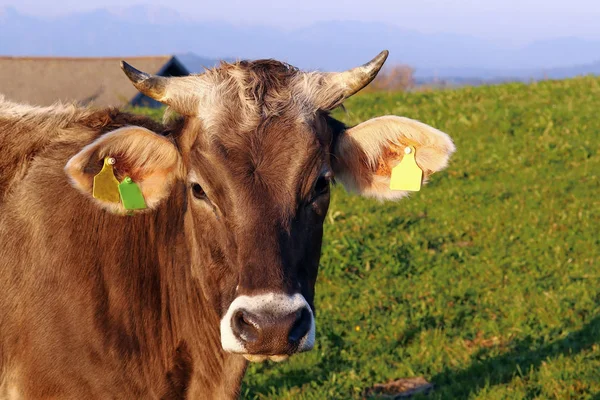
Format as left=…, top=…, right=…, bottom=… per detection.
left=430, top=315, right=600, bottom=398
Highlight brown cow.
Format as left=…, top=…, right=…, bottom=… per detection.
left=0, top=50, right=455, bottom=399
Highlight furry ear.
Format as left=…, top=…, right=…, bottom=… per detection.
left=332, top=116, right=455, bottom=200
left=65, top=126, right=181, bottom=213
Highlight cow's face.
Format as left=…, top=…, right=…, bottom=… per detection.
left=184, top=110, right=343, bottom=361
left=65, top=51, right=456, bottom=362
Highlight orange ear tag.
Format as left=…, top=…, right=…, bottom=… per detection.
left=93, top=157, right=121, bottom=203
left=390, top=146, right=422, bottom=192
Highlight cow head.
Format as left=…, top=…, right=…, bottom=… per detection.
left=65, top=51, right=455, bottom=362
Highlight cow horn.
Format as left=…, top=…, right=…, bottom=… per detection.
left=320, top=50, right=389, bottom=109
left=120, top=61, right=199, bottom=116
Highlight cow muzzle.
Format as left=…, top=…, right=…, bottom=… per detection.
left=220, top=293, right=315, bottom=362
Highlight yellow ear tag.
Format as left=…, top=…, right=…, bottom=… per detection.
left=390, top=146, right=422, bottom=192
left=93, top=157, right=121, bottom=203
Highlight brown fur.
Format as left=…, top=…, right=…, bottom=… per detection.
left=0, top=102, right=250, bottom=399
left=0, top=59, right=454, bottom=399
left=0, top=61, right=337, bottom=399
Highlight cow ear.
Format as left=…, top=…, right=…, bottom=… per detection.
left=332, top=116, right=455, bottom=200
left=65, top=126, right=181, bottom=214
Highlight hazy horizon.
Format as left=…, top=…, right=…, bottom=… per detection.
left=2, top=0, right=600, bottom=46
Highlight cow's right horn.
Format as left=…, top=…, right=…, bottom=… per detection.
left=121, top=61, right=199, bottom=116
left=318, top=50, right=389, bottom=109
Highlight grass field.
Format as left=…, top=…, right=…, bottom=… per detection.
left=139, top=76, right=600, bottom=399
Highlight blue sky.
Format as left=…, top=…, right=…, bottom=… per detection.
left=2, top=0, right=600, bottom=45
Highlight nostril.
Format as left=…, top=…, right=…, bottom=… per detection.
left=240, top=313, right=252, bottom=327
left=232, top=309, right=261, bottom=344
left=288, top=307, right=312, bottom=343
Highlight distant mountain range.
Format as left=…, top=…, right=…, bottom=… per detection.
left=414, top=60, right=600, bottom=84
left=175, top=53, right=230, bottom=72
left=2, top=6, right=600, bottom=82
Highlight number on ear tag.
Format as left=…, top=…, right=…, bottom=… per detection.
left=93, top=157, right=121, bottom=203
left=118, top=177, right=147, bottom=210
left=390, top=146, right=422, bottom=192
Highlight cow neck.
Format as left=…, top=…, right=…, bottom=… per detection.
left=86, top=183, right=239, bottom=394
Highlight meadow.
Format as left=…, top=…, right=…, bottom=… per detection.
left=138, top=76, right=600, bottom=399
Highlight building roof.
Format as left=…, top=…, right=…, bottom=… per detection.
left=0, top=55, right=189, bottom=107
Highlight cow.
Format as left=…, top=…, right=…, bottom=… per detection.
left=0, top=50, right=455, bottom=399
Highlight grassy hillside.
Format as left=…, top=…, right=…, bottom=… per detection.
left=137, top=76, right=600, bottom=399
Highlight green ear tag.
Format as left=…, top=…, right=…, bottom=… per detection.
left=118, top=177, right=147, bottom=210
left=390, top=146, right=423, bottom=192
left=93, top=157, right=121, bottom=203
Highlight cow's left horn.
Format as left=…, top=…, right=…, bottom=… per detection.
left=320, top=50, right=389, bottom=109
left=120, top=61, right=199, bottom=116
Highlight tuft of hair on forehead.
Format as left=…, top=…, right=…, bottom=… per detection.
left=191, top=59, right=345, bottom=136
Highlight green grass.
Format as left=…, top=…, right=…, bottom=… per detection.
left=140, top=77, right=600, bottom=399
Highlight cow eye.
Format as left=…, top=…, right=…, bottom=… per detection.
left=313, top=176, right=330, bottom=199
left=191, top=183, right=207, bottom=200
